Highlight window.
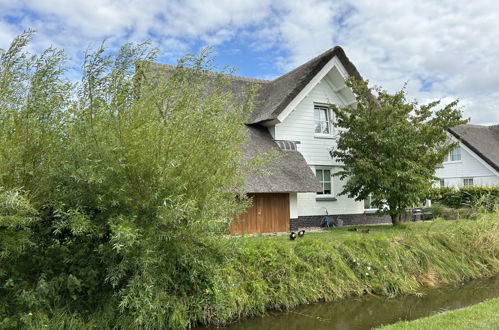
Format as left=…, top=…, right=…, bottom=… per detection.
left=444, top=147, right=461, bottom=162
left=364, top=194, right=374, bottom=209
left=440, top=179, right=445, bottom=188
left=316, top=169, right=332, bottom=195
left=463, top=178, right=473, bottom=187
left=314, top=105, right=330, bottom=134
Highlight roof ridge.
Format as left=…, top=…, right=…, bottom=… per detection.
left=145, top=61, right=270, bottom=84
left=270, top=46, right=339, bottom=83
left=458, top=123, right=499, bottom=128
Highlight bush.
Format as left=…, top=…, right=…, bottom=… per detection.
left=429, top=203, right=475, bottom=220
left=0, top=31, right=257, bottom=329
left=429, top=186, right=499, bottom=211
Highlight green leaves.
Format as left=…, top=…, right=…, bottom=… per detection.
left=0, top=31, right=256, bottom=328
left=331, top=78, right=468, bottom=224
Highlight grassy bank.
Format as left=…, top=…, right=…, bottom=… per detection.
left=378, top=297, right=499, bottom=330
left=26, top=214, right=499, bottom=329
left=202, top=215, right=499, bottom=327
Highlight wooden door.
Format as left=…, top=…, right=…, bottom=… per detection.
left=229, top=193, right=290, bottom=234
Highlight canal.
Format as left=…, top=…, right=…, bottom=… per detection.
left=208, top=276, right=499, bottom=330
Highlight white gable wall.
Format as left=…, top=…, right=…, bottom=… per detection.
left=436, top=141, right=499, bottom=187
left=273, top=66, right=364, bottom=216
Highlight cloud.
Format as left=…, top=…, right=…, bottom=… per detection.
left=0, top=0, right=498, bottom=124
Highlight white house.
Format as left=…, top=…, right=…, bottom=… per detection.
left=152, top=47, right=391, bottom=233
left=436, top=124, right=499, bottom=188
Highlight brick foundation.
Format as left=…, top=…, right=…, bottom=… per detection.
left=290, top=212, right=401, bottom=231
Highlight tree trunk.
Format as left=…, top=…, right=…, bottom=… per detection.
left=390, top=213, right=401, bottom=226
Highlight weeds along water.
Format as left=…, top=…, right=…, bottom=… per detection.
left=200, top=214, right=499, bottom=327
left=23, top=214, right=499, bottom=329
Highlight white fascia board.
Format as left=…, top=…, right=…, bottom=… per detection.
left=449, top=134, right=499, bottom=177
left=276, top=56, right=348, bottom=123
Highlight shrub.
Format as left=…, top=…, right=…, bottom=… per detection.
left=429, top=186, right=499, bottom=210
left=0, top=31, right=257, bottom=329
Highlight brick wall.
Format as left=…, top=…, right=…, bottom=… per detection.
left=290, top=212, right=403, bottom=231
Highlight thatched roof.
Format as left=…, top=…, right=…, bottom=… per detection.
left=449, top=124, right=499, bottom=172
left=248, top=46, right=362, bottom=124
left=145, top=46, right=361, bottom=125
left=243, top=126, right=322, bottom=193
left=145, top=47, right=360, bottom=193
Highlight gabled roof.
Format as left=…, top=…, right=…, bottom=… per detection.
left=146, top=47, right=361, bottom=194
left=249, top=46, right=362, bottom=124
left=449, top=124, right=499, bottom=172
left=243, top=126, right=322, bottom=193
left=146, top=46, right=361, bottom=125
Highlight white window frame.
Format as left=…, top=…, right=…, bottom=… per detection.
left=364, top=193, right=375, bottom=210
left=463, top=178, right=473, bottom=187
left=314, top=104, right=333, bottom=138
left=315, top=168, right=333, bottom=196
left=444, top=147, right=461, bottom=163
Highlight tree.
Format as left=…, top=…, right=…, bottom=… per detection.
left=0, top=31, right=257, bottom=328
left=331, top=78, right=468, bottom=225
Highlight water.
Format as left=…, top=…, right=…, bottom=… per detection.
left=211, top=276, right=499, bottom=330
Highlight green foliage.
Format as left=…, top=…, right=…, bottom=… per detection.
left=203, top=215, right=499, bottom=326
left=428, top=203, right=475, bottom=220
left=429, top=186, right=499, bottom=211
left=0, top=31, right=495, bottom=330
left=26, top=214, right=499, bottom=329
left=331, top=78, right=468, bottom=225
left=0, top=31, right=257, bottom=329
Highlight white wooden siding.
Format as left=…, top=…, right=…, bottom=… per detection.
left=297, top=170, right=364, bottom=216
left=274, top=78, right=342, bottom=165
left=436, top=142, right=499, bottom=187
left=273, top=70, right=365, bottom=216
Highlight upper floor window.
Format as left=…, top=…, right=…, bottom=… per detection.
left=316, top=168, right=332, bottom=195
left=444, top=147, right=461, bottom=162
left=314, top=105, right=330, bottom=134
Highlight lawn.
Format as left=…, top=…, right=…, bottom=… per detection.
left=242, top=219, right=457, bottom=245
left=378, top=297, right=499, bottom=330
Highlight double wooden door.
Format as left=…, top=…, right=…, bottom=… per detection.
left=229, top=193, right=290, bottom=234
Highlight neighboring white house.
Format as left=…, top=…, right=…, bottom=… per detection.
left=436, top=124, right=499, bottom=188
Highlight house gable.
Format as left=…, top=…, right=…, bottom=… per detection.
left=437, top=134, right=499, bottom=187
left=448, top=124, right=499, bottom=173
left=275, top=56, right=356, bottom=125
left=248, top=46, right=361, bottom=125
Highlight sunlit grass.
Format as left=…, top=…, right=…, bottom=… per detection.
left=378, top=297, right=499, bottom=330
left=243, top=219, right=457, bottom=245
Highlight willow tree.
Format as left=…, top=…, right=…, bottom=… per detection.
left=331, top=79, right=468, bottom=225
left=0, top=31, right=256, bottom=329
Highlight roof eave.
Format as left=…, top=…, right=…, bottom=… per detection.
left=448, top=128, right=499, bottom=173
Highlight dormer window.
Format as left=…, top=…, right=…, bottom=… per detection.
left=314, top=105, right=330, bottom=134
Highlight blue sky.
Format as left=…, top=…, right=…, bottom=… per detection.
left=1, top=0, right=499, bottom=124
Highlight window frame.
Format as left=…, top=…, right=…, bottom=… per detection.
left=315, top=168, right=333, bottom=196
left=364, top=193, right=375, bottom=210
left=444, top=147, right=461, bottom=163
left=440, top=179, right=445, bottom=188
left=314, top=104, right=333, bottom=137
left=463, top=178, right=473, bottom=188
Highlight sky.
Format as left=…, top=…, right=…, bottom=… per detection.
left=1, top=0, right=498, bottom=124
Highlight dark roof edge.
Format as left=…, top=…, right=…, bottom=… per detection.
left=249, top=46, right=363, bottom=125
left=448, top=128, right=499, bottom=173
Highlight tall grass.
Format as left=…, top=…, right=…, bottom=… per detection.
left=202, top=214, right=498, bottom=326
left=25, top=214, right=498, bottom=329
